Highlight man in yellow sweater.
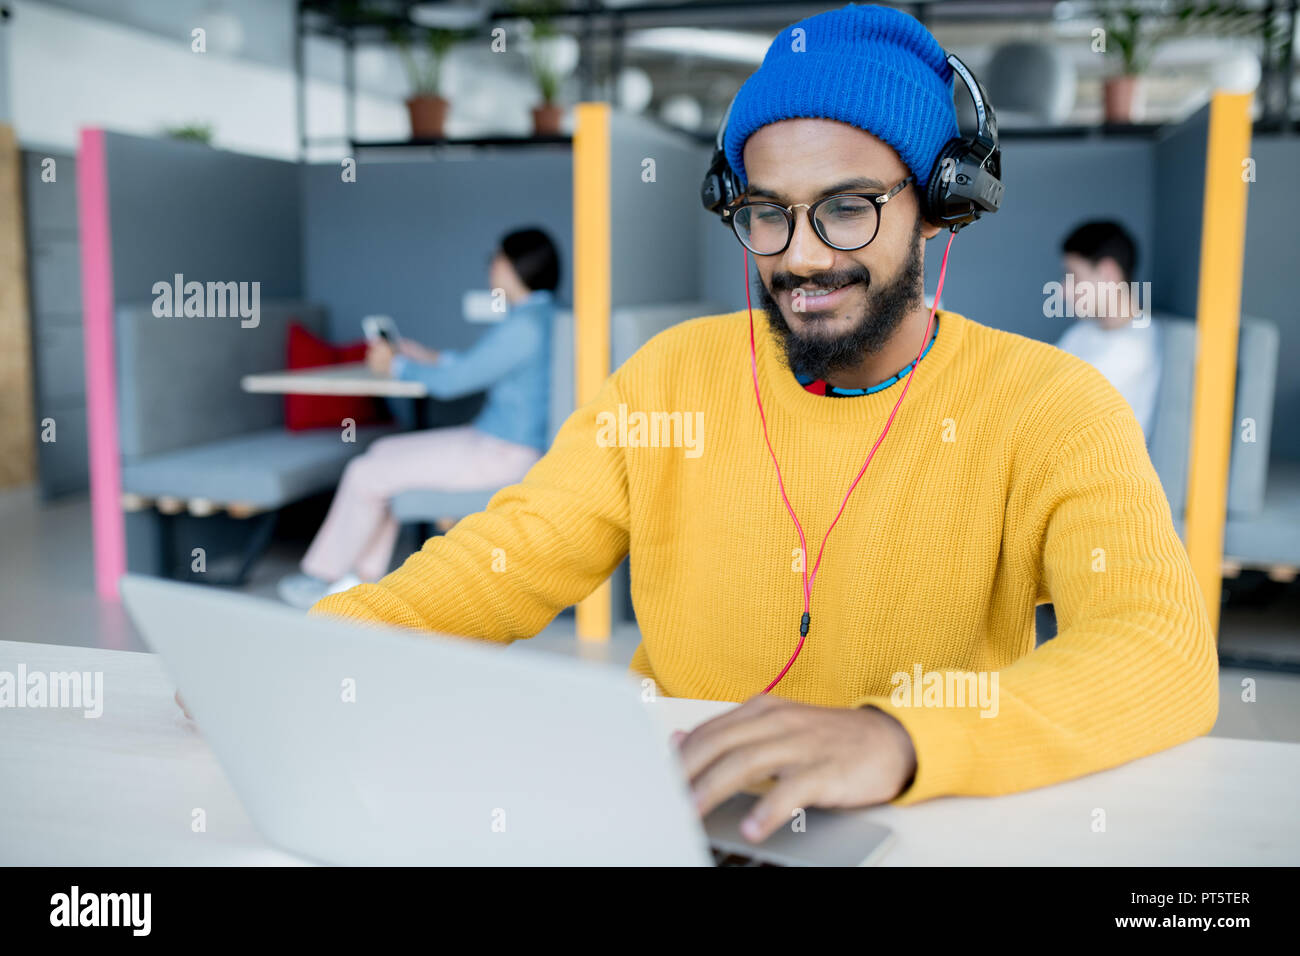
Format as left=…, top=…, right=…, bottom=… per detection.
left=314, top=3, right=1217, bottom=844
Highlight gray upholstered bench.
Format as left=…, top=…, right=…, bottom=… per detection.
left=1223, top=463, right=1300, bottom=577
left=122, top=426, right=393, bottom=513
left=115, top=300, right=396, bottom=580
left=1150, top=313, right=1290, bottom=578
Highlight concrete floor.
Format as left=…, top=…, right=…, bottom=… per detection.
left=2, top=484, right=1298, bottom=743
left=0, top=485, right=643, bottom=662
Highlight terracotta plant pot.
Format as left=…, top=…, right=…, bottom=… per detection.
left=1103, top=74, right=1141, bottom=124
left=532, top=103, right=564, bottom=136
left=406, top=95, right=449, bottom=139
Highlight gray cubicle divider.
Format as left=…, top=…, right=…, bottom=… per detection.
left=105, top=133, right=303, bottom=303
left=698, top=203, right=748, bottom=313
left=300, top=151, right=574, bottom=348
left=23, top=146, right=87, bottom=498
left=1151, top=105, right=1210, bottom=318
left=1242, top=135, right=1300, bottom=464
left=98, top=132, right=305, bottom=575
left=600, top=112, right=761, bottom=315
left=608, top=111, right=718, bottom=311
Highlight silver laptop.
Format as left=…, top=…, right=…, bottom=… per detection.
left=121, top=575, right=893, bottom=867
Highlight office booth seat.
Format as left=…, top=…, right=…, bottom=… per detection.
left=116, top=301, right=397, bottom=582
left=1147, top=314, right=1297, bottom=569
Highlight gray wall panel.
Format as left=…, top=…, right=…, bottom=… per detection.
left=27, top=237, right=82, bottom=315
left=1242, top=135, right=1300, bottom=462
left=23, top=148, right=87, bottom=499
left=33, top=405, right=88, bottom=500
left=33, top=316, right=85, bottom=406
left=22, top=153, right=79, bottom=231
left=1152, top=106, right=1209, bottom=318
left=300, top=153, right=573, bottom=347
left=609, top=113, right=710, bottom=311
left=104, top=133, right=302, bottom=308
left=699, top=209, right=748, bottom=313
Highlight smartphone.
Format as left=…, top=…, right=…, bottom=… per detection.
left=362, top=315, right=401, bottom=346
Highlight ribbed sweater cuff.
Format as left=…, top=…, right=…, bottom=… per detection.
left=855, top=695, right=979, bottom=805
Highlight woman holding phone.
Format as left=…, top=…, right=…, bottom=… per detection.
left=277, top=227, right=561, bottom=608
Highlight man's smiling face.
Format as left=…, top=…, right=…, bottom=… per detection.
left=742, top=118, right=941, bottom=379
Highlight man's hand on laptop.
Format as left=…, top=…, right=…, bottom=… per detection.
left=674, top=696, right=916, bottom=843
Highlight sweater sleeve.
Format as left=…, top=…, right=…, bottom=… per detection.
left=855, top=409, right=1219, bottom=805
left=395, top=315, right=544, bottom=400
left=310, top=370, right=630, bottom=639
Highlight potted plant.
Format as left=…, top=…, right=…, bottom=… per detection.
left=1098, top=2, right=1150, bottom=123
left=513, top=0, right=569, bottom=136
left=391, top=26, right=462, bottom=139
left=1099, top=1, right=1275, bottom=124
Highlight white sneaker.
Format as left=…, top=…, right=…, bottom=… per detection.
left=278, top=572, right=363, bottom=609
left=277, top=573, right=330, bottom=609
left=325, top=573, right=361, bottom=596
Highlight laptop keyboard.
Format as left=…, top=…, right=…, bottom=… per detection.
left=710, top=846, right=782, bottom=867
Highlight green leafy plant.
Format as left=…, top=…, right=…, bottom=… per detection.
left=1098, top=1, right=1286, bottom=76
left=164, top=122, right=214, bottom=144
left=511, top=0, right=567, bottom=104
left=1170, top=1, right=1291, bottom=66
left=1098, top=3, right=1148, bottom=74
left=390, top=26, right=463, bottom=98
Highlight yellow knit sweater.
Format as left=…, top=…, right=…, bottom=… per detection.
left=313, top=308, right=1219, bottom=805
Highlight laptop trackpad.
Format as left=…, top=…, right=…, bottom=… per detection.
left=703, top=792, right=893, bottom=867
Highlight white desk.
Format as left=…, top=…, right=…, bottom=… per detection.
left=240, top=362, right=428, bottom=399
left=2, top=640, right=1296, bottom=866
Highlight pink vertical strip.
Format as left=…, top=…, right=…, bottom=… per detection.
left=77, top=129, right=126, bottom=601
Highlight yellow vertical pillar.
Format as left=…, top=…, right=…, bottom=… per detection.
left=1185, top=92, right=1253, bottom=635
left=572, top=102, right=612, bottom=642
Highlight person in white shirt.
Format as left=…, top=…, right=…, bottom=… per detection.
left=1055, top=220, right=1160, bottom=441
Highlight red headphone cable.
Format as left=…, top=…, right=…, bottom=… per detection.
left=746, top=227, right=958, bottom=694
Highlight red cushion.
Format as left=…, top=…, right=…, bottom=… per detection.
left=284, top=322, right=394, bottom=431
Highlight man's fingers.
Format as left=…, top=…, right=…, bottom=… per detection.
left=741, top=766, right=831, bottom=843
left=679, top=694, right=781, bottom=746
left=689, top=735, right=810, bottom=819
left=174, top=690, right=192, bottom=720
left=676, top=695, right=788, bottom=780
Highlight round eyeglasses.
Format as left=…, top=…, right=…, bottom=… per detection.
left=728, top=175, right=915, bottom=256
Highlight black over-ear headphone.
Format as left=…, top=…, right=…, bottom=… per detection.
left=701, top=53, right=1004, bottom=233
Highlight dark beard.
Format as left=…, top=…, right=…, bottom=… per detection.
left=756, top=216, right=926, bottom=382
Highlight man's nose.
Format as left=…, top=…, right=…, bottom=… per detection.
left=782, top=212, right=835, bottom=278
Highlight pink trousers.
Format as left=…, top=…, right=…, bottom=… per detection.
left=300, top=425, right=542, bottom=582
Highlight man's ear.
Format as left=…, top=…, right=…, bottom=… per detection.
left=920, top=217, right=944, bottom=240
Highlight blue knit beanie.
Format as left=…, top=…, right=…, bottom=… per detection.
left=723, top=3, right=959, bottom=193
